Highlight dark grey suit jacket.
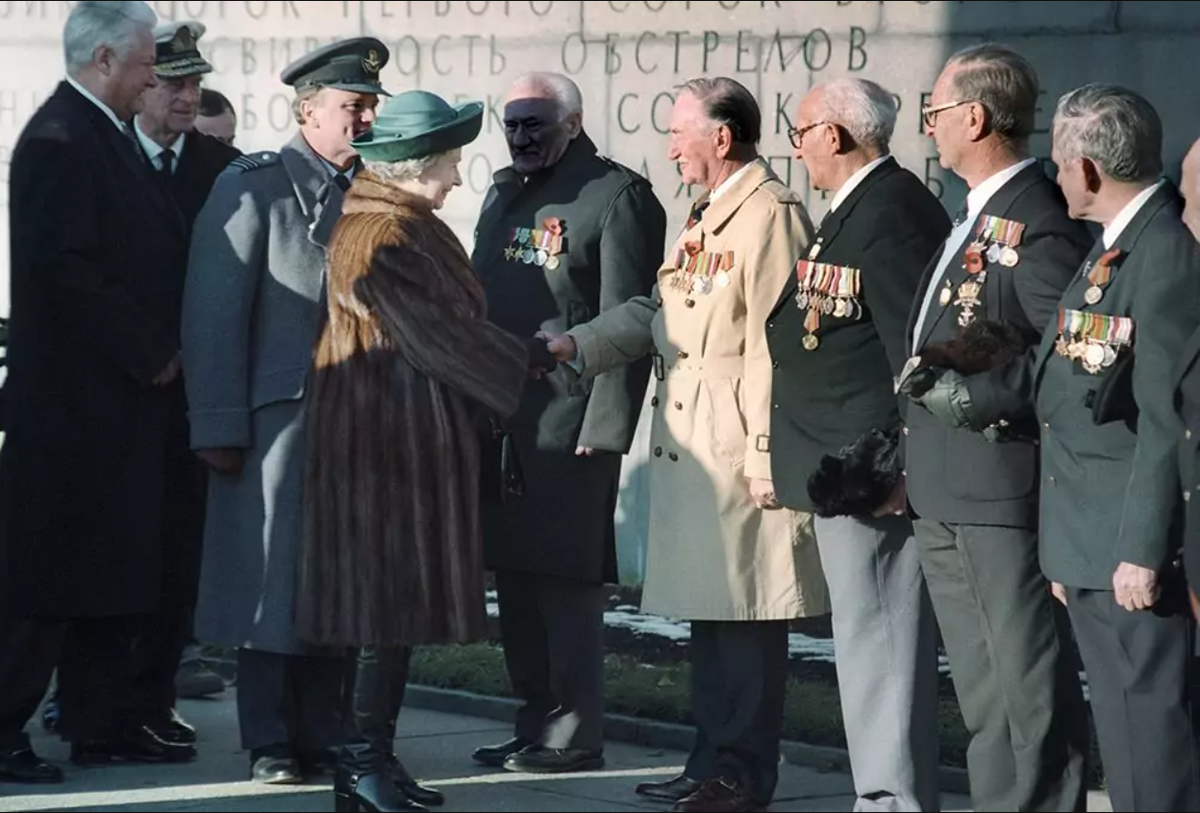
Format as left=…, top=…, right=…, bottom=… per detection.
left=1036, top=183, right=1200, bottom=588
left=903, top=162, right=1092, bottom=528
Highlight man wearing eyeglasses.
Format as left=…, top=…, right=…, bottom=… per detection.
left=897, top=44, right=1093, bottom=811
left=764, top=78, right=948, bottom=812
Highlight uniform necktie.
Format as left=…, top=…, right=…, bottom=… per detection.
left=333, top=173, right=351, bottom=192
left=159, top=147, right=175, bottom=180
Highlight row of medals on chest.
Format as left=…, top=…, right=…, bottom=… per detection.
left=504, top=226, right=564, bottom=270
left=942, top=232, right=1024, bottom=329
left=794, top=238, right=862, bottom=351
left=671, top=246, right=734, bottom=296
left=1055, top=250, right=1126, bottom=374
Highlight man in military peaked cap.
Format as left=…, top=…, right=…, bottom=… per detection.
left=181, top=37, right=397, bottom=788
left=122, top=19, right=242, bottom=745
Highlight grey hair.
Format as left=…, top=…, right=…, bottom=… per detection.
left=675, top=76, right=761, bottom=146
left=815, top=78, right=897, bottom=151
left=946, top=43, right=1039, bottom=142
left=364, top=154, right=444, bottom=183
left=510, top=72, right=583, bottom=120
left=63, top=1, right=157, bottom=76
left=1053, top=84, right=1163, bottom=183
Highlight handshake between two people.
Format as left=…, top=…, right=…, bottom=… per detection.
left=524, top=331, right=578, bottom=379
left=523, top=331, right=598, bottom=459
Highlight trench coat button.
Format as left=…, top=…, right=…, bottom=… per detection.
left=1186, top=490, right=1192, bottom=502
left=678, top=350, right=689, bottom=360
left=902, top=426, right=910, bottom=436
left=1048, top=476, right=1056, bottom=486
left=651, top=397, right=659, bottom=407
left=1188, top=429, right=1193, bottom=440
left=669, top=452, right=679, bottom=462
left=674, top=402, right=683, bottom=410
left=1044, top=421, right=1051, bottom=430
left=654, top=447, right=663, bottom=457
left=685, top=299, right=696, bottom=308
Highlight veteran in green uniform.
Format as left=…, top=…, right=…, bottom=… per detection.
left=470, top=71, right=666, bottom=774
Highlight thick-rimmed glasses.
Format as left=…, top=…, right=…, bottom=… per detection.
left=787, top=120, right=830, bottom=149
left=921, top=100, right=973, bottom=128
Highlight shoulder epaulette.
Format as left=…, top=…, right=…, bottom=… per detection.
left=224, top=151, right=280, bottom=174
left=598, top=154, right=649, bottom=184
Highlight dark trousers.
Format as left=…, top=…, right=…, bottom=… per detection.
left=495, top=569, right=606, bottom=751
left=0, top=616, right=62, bottom=752
left=914, top=520, right=1089, bottom=812
left=0, top=611, right=154, bottom=745
left=1066, top=584, right=1200, bottom=812
left=131, top=604, right=192, bottom=719
left=686, top=620, right=788, bottom=807
left=235, top=648, right=343, bottom=754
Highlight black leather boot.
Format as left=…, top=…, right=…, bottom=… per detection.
left=384, top=647, right=444, bottom=807
left=334, top=647, right=425, bottom=813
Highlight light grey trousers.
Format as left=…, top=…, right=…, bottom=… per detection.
left=814, top=513, right=942, bottom=812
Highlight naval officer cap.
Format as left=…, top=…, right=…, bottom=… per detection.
left=280, top=38, right=392, bottom=96
left=153, top=20, right=213, bottom=78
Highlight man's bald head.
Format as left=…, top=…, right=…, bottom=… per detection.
left=1183, top=137, right=1200, bottom=243
left=502, top=72, right=583, bottom=175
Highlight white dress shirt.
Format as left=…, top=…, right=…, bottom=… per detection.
left=134, top=120, right=186, bottom=173
left=911, top=157, right=1037, bottom=348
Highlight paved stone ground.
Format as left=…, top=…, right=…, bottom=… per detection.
left=0, top=691, right=1111, bottom=812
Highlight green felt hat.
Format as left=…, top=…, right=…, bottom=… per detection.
left=352, top=90, right=484, bottom=163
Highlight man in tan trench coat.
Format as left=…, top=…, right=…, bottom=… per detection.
left=545, top=76, right=827, bottom=813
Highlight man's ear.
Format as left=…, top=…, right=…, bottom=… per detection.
left=1081, top=156, right=1104, bottom=193
left=95, top=45, right=115, bottom=77
left=564, top=111, right=583, bottom=140
left=713, top=123, right=734, bottom=160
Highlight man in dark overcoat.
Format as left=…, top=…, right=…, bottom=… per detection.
left=182, top=39, right=391, bottom=785
left=470, top=71, right=666, bottom=773
left=0, top=0, right=196, bottom=781
left=128, top=17, right=242, bottom=729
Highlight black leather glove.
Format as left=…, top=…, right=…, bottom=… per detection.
left=525, top=335, right=559, bottom=373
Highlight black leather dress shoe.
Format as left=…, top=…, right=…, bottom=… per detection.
left=389, top=755, right=444, bottom=807
left=471, top=737, right=533, bottom=767
left=636, top=773, right=703, bottom=802
left=250, top=749, right=303, bottom=785
left=672, top=779, right=762, bottom=813
left=503, top=746, right=605, bottom=774
left=149, top=709, right=196, bottom=744
left=70, top=725, right=196, bottom=765
left=0, top=748, right=63, bottom=783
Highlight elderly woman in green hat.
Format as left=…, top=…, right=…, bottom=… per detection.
left=296, top=90, right=551, bottom=812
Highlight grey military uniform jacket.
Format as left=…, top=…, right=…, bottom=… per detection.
left=181, top=132, right=347, bottom=655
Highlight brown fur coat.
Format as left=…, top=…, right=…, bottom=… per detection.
left=296, top=171, right=529, bottom=647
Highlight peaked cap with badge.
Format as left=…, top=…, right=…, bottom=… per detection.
left=280, top=37, right=392, bottom=96
left=153, top=20, right=213, bottom=78
left=352, top=90, right=483, bottom=163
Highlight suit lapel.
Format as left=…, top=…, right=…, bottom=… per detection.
left=915, top=163, right=1044, bottom=351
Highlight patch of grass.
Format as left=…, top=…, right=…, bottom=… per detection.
left=410, top=643, right=975, bottom=768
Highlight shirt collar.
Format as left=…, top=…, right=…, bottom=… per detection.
left=133, top=119, right=186, bottom=162
left=965, top=157, right=1037, bottom=218
left=829, top=154, right=891, bottom=214
left=1103, top=180, right=1164, bottom=249
left=320, top=156, right=358, bottom=181
left=710, top=161, right=755, bottom=202
left=66, top=75, right=125, bottom=132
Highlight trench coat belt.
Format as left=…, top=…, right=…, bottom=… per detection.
left=652, top=353, right=744, bottom=381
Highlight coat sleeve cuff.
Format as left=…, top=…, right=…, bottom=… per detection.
left=744, top=441, right=773, bottom=480
left=189, top=409, right=252, bottom=450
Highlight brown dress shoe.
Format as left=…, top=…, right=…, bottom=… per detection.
left=672, top=779, right=762, bottom=813
left=636, top=773, right=702, bottom=802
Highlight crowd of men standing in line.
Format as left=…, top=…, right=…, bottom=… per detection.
left=2, top=2, right=1200, bottom=813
